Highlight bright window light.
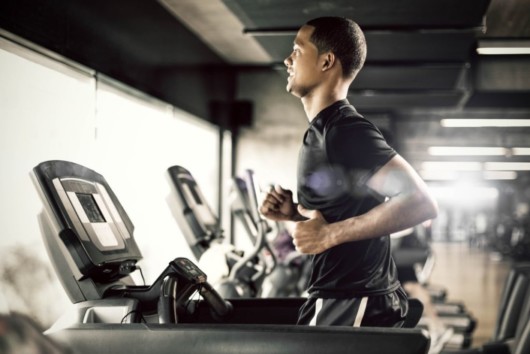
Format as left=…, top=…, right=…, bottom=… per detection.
left=428, top=146, right=508, bottom=156
left=441, top=119, right=530, bottom=127
left=485, top=162, right=530, bottom=171
left=421, top=161, right=482, bottom=171
left=430, top=184, right=498, bottom=209
left=420, top=170, right=458, bottom=181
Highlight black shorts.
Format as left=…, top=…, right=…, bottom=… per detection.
left=297, top=287, right=408, bottom=327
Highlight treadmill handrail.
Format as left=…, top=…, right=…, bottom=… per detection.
left=105, top=258, right=232, bottom=318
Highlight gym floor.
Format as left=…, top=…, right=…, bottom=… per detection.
left=429, top=242, right=511, bottom=348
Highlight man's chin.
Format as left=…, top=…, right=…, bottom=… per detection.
left=287, top=89, right=302, bottom=98
left=286, top=84, right=299, bottom=97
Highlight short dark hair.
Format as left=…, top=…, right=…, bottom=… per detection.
left=306, top=17, right=367, bottom=78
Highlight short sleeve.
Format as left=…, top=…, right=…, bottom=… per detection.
left=326, top=118, right=396, bottom=186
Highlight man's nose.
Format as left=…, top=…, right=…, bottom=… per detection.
left=284, top=55, right=291, bottom=67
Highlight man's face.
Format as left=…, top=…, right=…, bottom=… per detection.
left=284, top=25, right=323, bottom=98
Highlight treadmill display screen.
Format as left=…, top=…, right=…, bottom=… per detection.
left=76, top=193, right=106, bottom=223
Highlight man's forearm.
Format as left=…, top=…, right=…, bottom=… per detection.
left=329, top=190, right=438, bottom=246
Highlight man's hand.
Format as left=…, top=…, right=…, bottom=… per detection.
left=292, top=205, right=334, bottom=254
left=259, top=185, right=297, bottom=221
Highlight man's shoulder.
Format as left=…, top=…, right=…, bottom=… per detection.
left=326, top=108, right=375, bottom=132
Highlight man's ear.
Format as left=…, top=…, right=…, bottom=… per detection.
left=322, top=52, right=336, bottom=71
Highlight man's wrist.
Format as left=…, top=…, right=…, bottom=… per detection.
left=292, top=213, right=308, bottom=222
left=290, top=204, right=308, bottom=221
left=326, top=222, right=340, bottom=249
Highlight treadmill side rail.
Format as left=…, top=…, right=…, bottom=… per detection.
left=48, top=324, right=430, bottom=354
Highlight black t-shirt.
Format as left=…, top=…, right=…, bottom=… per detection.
left=297, top=99, right=400, bottom=298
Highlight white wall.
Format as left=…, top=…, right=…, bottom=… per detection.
left=93, top=82, right=219, bottom=281
left=0, top=37, right=220, bottom=327
left=236, top=70, right=307, bottom=192
left=233, top=69, right=307, bottom=249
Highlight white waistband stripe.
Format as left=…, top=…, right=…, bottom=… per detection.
left=353, top=297, right=368, bottom=327
left=309, top=298, right=323, bottom=326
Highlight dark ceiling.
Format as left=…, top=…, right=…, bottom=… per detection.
left=220, top=0, right=529, bottom=112
left=1, top=0, right=530, bottom=187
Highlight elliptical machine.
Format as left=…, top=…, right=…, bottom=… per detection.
left=230, top=180, right=309, bottom=298
left=167, top=166, right=276, bottom=298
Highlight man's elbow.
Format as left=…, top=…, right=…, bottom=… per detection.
left=426, top=196, right=439, bottom=220
left=421, top=191, right=438, bottom=221
left=411, top=189, right=438, bottom=221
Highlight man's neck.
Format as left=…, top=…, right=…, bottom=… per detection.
left=301, top=81, right=350, bottom=121
left=301, top=92, right=346, bottom=121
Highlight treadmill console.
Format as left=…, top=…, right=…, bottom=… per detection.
left=172, top=257, right=207, bottom=285
left=33, top=161, right=142, bottom=287
left=55, top=177, right=128, bottom=253
left=167, top=165, right=222, bottom=260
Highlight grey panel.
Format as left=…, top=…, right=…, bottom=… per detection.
left=349, top=91, right=464, bottom=109
left=353, top=65, right=467, bottom=90
left=465, top=91, right=530, bottom=108
left=476, top=56, right=530, bottom=90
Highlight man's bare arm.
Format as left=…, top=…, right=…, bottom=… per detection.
left=292, top=155, right=438, bottom=254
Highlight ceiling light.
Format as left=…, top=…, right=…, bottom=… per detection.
left=477, top=39, right=530, bottom=55
left=428, top=146, right=508, bottom=156
left=427, top=146, right=530, bottom=157
left=421, top=170, right=518, bottom=181
left=512, top=148, right=530, bottom=156
left=485, top=162, right=530, bottom=171
left=477, top=47, right=530, bottom=55
left=441, top=119, right=530, bottom=127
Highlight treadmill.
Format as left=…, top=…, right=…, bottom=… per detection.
left=31, top=160, right=430, bottom=354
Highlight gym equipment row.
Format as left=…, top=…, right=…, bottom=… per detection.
left=391, top=226, right=477, bottom=351
left=440, top=263, right=530, bottom=354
